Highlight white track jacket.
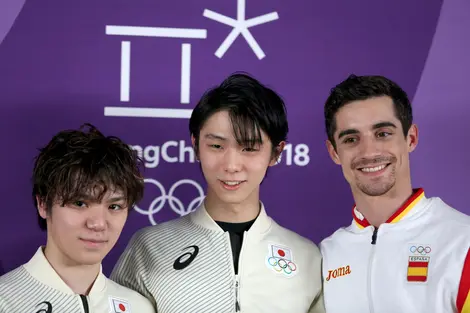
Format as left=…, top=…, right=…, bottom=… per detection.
left=111, top=202, right=325, bottom=313
left=320, top=188, right=470, bottom=313
left=0, top=247, right=155, bottom=313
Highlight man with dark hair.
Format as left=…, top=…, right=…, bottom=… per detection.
left=320, top=74, right=470, bottom=312
left=111, top=73, right=325, bottom=313
left=0, top=124, right=155, bottom=313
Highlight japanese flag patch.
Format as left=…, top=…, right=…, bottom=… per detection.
left=265, top=243, right=298, bottom=277
left=109, top=297, right=131, bottom=313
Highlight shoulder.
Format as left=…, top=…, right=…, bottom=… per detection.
left=120, top=214, right=201, bottom=264
left=136, top=214, right=194, bottom=237
left=106, top=278, right=155, bottom=312
left=320, top=225, right=351, bottom=243
left=270, top=220, right=321, bottom=259
left=129, top=215, right=193, bottom=245
left=422, top=198, right=470, bottom=260
left=0, top=265, right=29, bottom=289
left=0, top=265, right=40, bottom=309
left=318, top=223, right=358, bottom=256
left=430, top=197, right=470, bottom=221
left=427, top=197, right=470, bottom=234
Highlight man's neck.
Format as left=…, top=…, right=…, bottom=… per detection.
left=352, top=185, right=414, bottom=228
left=204, top=188, right=260, bottom=223
left=43, top=245, right=100, bottom=295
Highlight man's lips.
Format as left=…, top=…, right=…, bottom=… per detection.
left=357, top=163, right=391, bottom=173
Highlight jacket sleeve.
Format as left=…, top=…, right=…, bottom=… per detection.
left=110, top=230, right=157, bottom=310
left=307, top=246, right=326, bottom=313
left=132, top=291, right=157, bottom=313
left=456, top=248, right=470, bottom=313
left=307, top=286, right=326, bottom=313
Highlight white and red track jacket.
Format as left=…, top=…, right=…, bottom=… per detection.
left=320, top=188, right=470, bottom=313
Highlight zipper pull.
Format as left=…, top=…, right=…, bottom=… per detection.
left=235, top=280, right=240, bottom=311
left=371, top=227, right=378, bottom=245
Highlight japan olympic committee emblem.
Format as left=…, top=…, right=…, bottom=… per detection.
left=265, top=243, right=298, bottom=278
left=133, top=178, right=205, bottom=225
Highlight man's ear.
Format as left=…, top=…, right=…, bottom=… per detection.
left=191, top=135, right=199, bottom=161
left=406, top=124, right=419, bottom=153
left=326, top=140, right=341, bottom=165
left=36, top=196, right=48, bottom=219
left=269, top=141, right=286, bottom=166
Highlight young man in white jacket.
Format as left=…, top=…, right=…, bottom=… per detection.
left=320, top=74, right=470, bottom=313
left=111, top=73, right=325, bottom=313
left=0, top=124, right=155, bottom=313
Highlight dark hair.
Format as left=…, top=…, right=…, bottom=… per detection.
left=324, top=74, right=413, bottom=148
left=189, top=72, right=288, bottom=158
left=32, top=123, right=144, bottom=231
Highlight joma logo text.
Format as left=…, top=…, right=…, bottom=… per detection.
left=326, top=265, right=351, bottom=281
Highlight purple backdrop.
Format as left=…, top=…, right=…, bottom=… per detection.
left=0, top=0, right=468, bottom=276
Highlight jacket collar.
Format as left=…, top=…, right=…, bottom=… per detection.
left=352, top=188, right=426, bottom=229
left=24, top=246, right=106, bottom=296
left=190, top=200, right=272, bottom=236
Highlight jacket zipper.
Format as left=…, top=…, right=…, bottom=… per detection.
left=224, top=232, right=241, bottom=312
left=235, top=278, right=240, bottom=311
left=371, top=227, right=378, bottom=245
left=235, top=230, right=248, bottom=312
left=79, top=295, right=90, bottom=313
left=225, top=230, right=246, bottom=312
left=367, top=227, right=378, bottom=313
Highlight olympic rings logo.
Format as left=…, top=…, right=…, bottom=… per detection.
left=267, top=257, right=297, bottom=275
left=133, top=178, right=205, bottom=225
left=409, top=246, right=431, bottom=255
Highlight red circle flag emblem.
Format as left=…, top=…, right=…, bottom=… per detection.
left=266, top=244, right=298, bottom=277
left=111, top=298, right=130, bottom=313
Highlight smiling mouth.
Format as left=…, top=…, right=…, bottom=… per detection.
left=221, top=180, right=244, bottom=186
left=219, top=180, right=246, bottom=190
left=358, top=163, right=391, bottom=173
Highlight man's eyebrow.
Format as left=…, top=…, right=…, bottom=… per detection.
left=373, top=122, right=397, bottom=129
left=204, top=133, right=227, bottom=141
left=107, top=196, right=126, bottom=203
left=338, top=129, right=359, bottom=139
left=337, top=122, right=398, bottom=139
left=66, top=193, right=126, bottom=203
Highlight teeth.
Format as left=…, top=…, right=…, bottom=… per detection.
left=223, top=181, right=242, bottom=186
left=361, top=165, right=386, bottom=172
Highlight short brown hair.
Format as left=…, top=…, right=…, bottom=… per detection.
left=32, top=123, right=144, bottom=230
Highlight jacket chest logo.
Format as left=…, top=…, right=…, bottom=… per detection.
left=34, top=301, right=52, bottom=313
left=407, top=244, right=432, bottom=283
left=265, top=243, right=298, bottom=277
left=109, top=296, right=131, bottom=313
left=325, top=265, right=351, bottom=281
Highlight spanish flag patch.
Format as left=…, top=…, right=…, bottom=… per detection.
left=407, top=256, right=430, bottom=282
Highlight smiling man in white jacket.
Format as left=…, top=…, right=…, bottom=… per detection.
left=111, top=73, right=325, bottom=313
left=320, top=74, right=470, bottom=313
